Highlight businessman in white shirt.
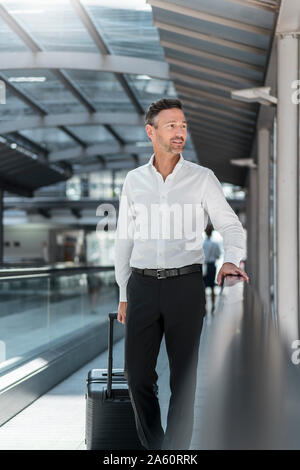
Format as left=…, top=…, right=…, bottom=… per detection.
left=114, top=98, right=249, bottom=450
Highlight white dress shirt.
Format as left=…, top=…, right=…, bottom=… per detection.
left=114, top=153, right=246, bottom=302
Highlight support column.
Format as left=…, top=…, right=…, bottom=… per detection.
left=277, top=33, right=299, bottom=343
left=257, top=126, right=270, bottom=314
left=0, top=189, right=3, bottom=264
left=246, top=168, right=258, bottom=290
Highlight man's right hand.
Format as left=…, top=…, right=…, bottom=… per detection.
left=117, top=301, right=127, bottom=324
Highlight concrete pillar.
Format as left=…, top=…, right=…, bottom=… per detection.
left=246, top=168, right=258, bottom=290
left=276, top=33, right=299, bottom=343
left=257, top=126, right=270, bottom=314
left=0, top=189, right=3, bottom=264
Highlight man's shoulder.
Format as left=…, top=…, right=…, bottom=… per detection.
left=125, top=163, right=149, bottom=179
left=184, top=160, right=212, bottom=175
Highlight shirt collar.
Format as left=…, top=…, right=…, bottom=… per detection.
left=148, top=153, right=185, bottom=178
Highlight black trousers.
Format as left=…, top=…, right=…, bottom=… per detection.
left=124, top=267, right=206, bottom=450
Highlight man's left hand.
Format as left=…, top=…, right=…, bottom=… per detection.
left=216, top=262, right=249, bottom=286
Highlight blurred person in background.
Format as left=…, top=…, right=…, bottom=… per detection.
left=203, top=224, right=221, bottom=313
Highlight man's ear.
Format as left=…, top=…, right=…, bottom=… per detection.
left=145, top=124, right=154, bottom=140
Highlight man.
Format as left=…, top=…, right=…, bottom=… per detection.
left=114, top=98, right=249, bottom=450
left=203, top=224, right=221, bottom=313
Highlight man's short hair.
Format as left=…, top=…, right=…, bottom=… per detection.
left=145, top=98, right=183, bottom=127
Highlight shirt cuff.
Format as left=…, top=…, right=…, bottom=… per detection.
left=223, top=254, right=242, bottom=268
left=119, top=285, right=128, bottom=302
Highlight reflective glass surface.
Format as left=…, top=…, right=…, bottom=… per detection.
left=83, top=0, right=165, bottom=61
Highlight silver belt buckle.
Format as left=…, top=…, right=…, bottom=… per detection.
left=157, top=268, right=167, bottom=279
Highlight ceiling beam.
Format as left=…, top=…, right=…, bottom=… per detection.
left=189, top=126, right=251, bottom=148
left=179, top=92, right=257, bottom=118
left=185, top=105, right=255, bottom=129
left=48, top=142, right=196, bottom=163
left=191, top=133, right=250, bottom=152
left=176, top=83, right=258, bottom=111
left=58, top=126, right=87, bottom=148
left=170, top=70, right=233, bottom=93
left=0, top=112, right=144, bottom=135
left=105, top=125, right=125, bottom=145
left=147, top=0, right=271, bottom=36
left=187, top=116, right=254, bottom=138
left=0, top=73, right=47, bottom=115
left=226, top=0, right=279, bottom=13
left=161, top=40, right=264, bottom=73
left=192, top=142, right=243, bottom=160
left=167, top=56, right=259, bottom=86
left=181, top=98, right=255, bottom=125
left=0, top=4, right=40, bottom=52
left=154, top=20, right=266, bottom=56
left=0, top=52, right=170, bottom=80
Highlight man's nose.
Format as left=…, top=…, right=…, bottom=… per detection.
left=175, top=129, right=185, bottom=139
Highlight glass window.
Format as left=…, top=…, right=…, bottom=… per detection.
left=66, top=175, right=82, bottom=200
left=114, top=169, right=128, bottom=197
left=88, top=170, right=113, bottom=198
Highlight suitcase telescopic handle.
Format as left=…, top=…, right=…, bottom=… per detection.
left=107, top=312, right=118, bottom=398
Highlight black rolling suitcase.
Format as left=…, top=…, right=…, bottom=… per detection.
left=85, top=312, right=145, bottom=450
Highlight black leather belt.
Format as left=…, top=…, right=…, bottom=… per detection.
left=131, top=264, right=202, bottom=279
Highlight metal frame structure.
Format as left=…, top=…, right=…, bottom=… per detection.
left=0, top=0, right=280, bottom=190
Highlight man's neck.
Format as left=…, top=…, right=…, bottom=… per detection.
left=152, top=151, right=180, bottom=181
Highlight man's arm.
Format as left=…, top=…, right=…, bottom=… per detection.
left=202, top=170, right=249, bottom=285
left=114, top=174, right=135, bottom=306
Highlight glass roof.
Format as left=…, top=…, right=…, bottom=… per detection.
left=65, top=70, right=135, bottom=112
left=19, top=127, right=77, bottom=152
left=111, top=125, right=147, bottom=142
left=0, top=0, right=278, bottom=187
left=66, top=125, right=115, bottom=145
left=0, top=0, right=193, bottom=174
left=1, top=69, right=87, bottom=114
left=126, top=74, right=177, bottom=111
left=0, top=87, right=37, bottom=120
left=0, top=15, right=27, bottom=52
left=82, top=0, right=165, bottom=61
left=1, top=0, right=99, bottom=52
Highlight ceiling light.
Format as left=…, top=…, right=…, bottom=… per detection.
left=9, top=77, right=46, bottom=83
left=230, top=158, right=257, bottom=168
left=231, top=87, right=277, bottom=106
left=136, top=75, right=152, bottom=80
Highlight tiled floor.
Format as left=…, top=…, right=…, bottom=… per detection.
left=0, top=293, right=217, bottom=450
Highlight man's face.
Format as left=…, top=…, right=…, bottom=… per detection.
left=146, top=108, right=187, bottom=154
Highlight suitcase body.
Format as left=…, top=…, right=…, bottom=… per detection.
left=85, top=313, right=145, bottom=450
